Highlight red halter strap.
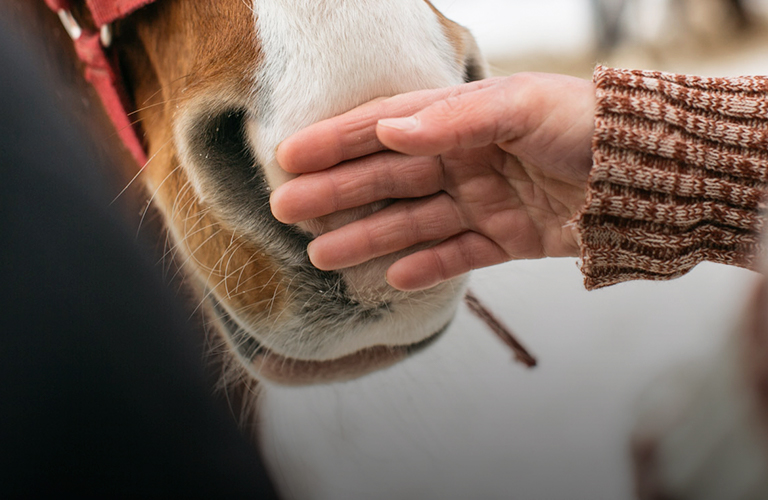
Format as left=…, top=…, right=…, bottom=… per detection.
left=45, top=0, right=155, bottom=168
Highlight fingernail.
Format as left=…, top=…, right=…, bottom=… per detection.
left=378, top=116, right=419, bottom=132
left=274, top=142, right=286, bottom=167
left=307, top=241, right=327, bottom=270
left=306, top=241, right=317, bottom=264
left=268, top=189, right=284, bottom=221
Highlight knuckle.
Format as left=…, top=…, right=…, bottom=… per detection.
left=456, top=235, right=477, bottom=272
left=362, top=223, right=385, bottom=256
left=428, top=246, right=450, bottom=283
left=404, top=203, right=424, bottom=241
left=393, top=157, right=442, bottom=196
left=433, top=155, right=447, bottom=188
left=367, top=213, right=407, bottom=255
left=423, top=96, right=464, bottom=129
left=380, top=161, right=401, bottom=198
left=325, top=176, right=343, bottom=213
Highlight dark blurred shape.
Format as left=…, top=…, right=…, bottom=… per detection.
left=591, top=0, right=753, bottom=54
left=727, top=0, right=750, bottom=29
left=0, top=2, right=278, bottom=497
left=591, top=0, right=630, bottom=54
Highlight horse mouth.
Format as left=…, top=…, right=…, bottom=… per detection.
left=209, top=297, right=449, bottom=386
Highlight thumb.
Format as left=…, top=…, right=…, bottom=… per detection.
left=375, top=82, right=524, bottom=156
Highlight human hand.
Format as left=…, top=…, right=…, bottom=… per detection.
left=271, top=73, right=596, bottom=290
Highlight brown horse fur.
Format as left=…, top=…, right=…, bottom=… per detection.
left=59, top=0, right=486, bottom=422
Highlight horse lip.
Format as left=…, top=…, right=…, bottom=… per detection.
left=209, top=296, right=449, bottom=385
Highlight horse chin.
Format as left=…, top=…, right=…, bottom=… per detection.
left=208, top=295, right=451, bottom=386
left=117, top=0, right=487, bottom=387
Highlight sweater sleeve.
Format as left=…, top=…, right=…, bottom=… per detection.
left=574, top=65, right=768, bottom=290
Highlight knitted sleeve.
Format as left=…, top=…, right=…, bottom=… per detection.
left=575, top=65, right=768, bottom=290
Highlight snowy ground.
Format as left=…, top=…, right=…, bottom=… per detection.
left=258, top=3, right=768, bottom=500
left=261, top=261, right=756, bottom=500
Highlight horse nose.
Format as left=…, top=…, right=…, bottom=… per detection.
left=296, top=199, right=391, bottom=238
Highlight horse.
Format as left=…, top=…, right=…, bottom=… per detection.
left=29, top=2, right=768, bottom=499
left=49, top=0, right=488, bottom=406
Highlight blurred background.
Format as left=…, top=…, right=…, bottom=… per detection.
left=4, top=2, right=766, bottom=499
left=262, top=3, right=768, bottom=500
left=432, top=0, right=768, bottom=76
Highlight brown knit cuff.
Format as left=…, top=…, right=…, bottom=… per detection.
left=575, top=65, right=768, bottom=290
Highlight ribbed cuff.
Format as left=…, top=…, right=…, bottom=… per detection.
left=575, top=66, right=768, bottom=290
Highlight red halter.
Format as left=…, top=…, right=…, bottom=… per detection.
left=45, top=0, right=155, bottom=168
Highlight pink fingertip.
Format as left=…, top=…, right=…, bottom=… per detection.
left=268, top=186, right=297, bottom=224
left=386, top=263, right=440, bottom=292
left=306, top=240, right=344, bottom=271
left=274, top=141, right=292, bottom=172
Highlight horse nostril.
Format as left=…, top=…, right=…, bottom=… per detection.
left=463, top=55, right=485, bottom=83
left=182, top=108, right=269, bottom=224
left=194, top=109, right=252, bottom=168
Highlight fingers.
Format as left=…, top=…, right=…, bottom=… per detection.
left=386, top=232, right=510, bottom=291
left=307, top=193, right=464, bottom=271
left=276, top=78, right=502, bottom=174
left=275, top=98, right=387, bottom=174
left=375, top=82, right=524, bottom=157
left=271, top=152, right=444, bottom=224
